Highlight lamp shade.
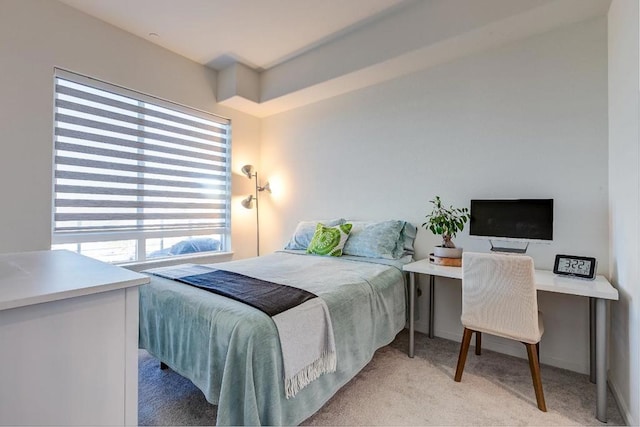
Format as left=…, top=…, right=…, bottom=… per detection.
left=241, top=164, right=255, bottom=179
left=241, top=195, right=255, bottom=209
left=259, top=182, right=271, bottom=193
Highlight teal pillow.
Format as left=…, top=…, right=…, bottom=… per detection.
left=284, top=218, right=345, bottom=250
left=393, top=221, right=417, bottom=259
left=343, top=220, right=404, bottom=259
left=307, top=223, right=353, bottom=257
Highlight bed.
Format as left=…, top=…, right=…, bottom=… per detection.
left=138, top=220, right=415, bottom=425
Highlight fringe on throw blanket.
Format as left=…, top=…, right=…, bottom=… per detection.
left=285, top=351, right=337, bottom=399
left=272, top=296, right=337, bottom=399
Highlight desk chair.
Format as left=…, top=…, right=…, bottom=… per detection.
left=454, top=252, right=546, bottom=412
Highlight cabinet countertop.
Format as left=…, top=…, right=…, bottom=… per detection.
left=0, top=250, right=150, bottom=311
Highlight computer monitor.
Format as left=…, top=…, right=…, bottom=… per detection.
left=469, top=199, right=553, bottom=252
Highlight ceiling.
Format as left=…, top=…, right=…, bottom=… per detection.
left=57, top=0, right=610, bottom=117
left=58, top=0, right=407, bottom=71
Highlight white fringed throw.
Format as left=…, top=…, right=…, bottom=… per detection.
left=144, top=263, right=337, bottom=398
left=272, top=298, right=337, bottom=398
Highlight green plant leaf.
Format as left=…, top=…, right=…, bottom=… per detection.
left=421, top=196, right=471, bottom=239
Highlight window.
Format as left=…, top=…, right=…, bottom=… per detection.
left=52, top=69, right=231, bottom=263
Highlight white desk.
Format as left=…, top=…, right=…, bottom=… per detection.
left=403, top=258, right=619, bottom=423
left=0, top=250, right=150, bottom=425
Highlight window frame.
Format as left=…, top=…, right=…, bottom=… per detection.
left=51, top=68, right=232, bottom=264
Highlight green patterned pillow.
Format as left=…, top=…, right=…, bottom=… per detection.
left=306, top=223, right=353, bottom=257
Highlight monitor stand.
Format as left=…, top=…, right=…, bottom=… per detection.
left=489, top=240, right=529, bottom=254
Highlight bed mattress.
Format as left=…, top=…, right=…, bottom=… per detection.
left=138, top=251, right=407, bottom=425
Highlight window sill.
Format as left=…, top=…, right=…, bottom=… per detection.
left=119, top=251, right=235, bottom=273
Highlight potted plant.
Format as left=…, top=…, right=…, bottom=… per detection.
left=422, top=196, right=470, bottom=259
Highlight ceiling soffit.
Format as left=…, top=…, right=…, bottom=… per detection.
left=215, top=0, right=609, bottom=117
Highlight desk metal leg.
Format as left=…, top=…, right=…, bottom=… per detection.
left=409, top=272, right=415, bottom=358
left=429, top=275, right=435, bottom=339
left=595, top=298, right=608, bottom=423
left=589, top=297, right=596, bottom=384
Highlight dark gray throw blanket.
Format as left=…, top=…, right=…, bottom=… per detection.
left=166, top=269, right=317, bottom=317
left=144, top=263, right=337, bottom=398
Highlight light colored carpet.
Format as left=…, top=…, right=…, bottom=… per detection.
left=138, top=329, right=625, bottom=426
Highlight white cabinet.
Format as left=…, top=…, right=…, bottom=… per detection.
left=0, top=250, right=149, bottom=426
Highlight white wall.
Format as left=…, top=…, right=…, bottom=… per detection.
left=262, top=17, right=608, bottom=373
left=0, top=0, right=262, bottom=261
left=608, top=0, right=640, bottom=425
left=1, top=0, right=627, bottom=405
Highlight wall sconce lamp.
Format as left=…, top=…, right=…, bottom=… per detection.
left=241, top=164, right=271, bottom=256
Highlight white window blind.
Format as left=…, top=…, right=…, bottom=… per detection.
left=52, top=69, right=231, bottom=261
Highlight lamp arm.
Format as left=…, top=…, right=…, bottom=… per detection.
left=255, top=172, right=260, bottom=256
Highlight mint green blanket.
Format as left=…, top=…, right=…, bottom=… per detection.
left=139, top=252, right=406, bottom=425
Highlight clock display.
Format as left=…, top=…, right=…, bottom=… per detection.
left=553, top=254, right=597, bottom=280
left=557, top=257, right=591, bottom=275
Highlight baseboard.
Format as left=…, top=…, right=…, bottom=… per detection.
left=540, top=354, right=588, bottom=375
left=435, top=329, right=531, bottom=363
left=412, top=319, right=430, bottom=334
left=608, top=376, right=634, bottom=426
left=410, top=323, right=588, bottom=374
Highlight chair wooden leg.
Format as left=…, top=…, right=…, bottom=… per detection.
left=455, top=328, right=474, bottom=382
left=475, top=331, right=482, bottom=355
left=525, top=343, right=547, bottom=412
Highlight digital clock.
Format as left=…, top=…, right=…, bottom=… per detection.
left=553, top=254, right=597, bottom=280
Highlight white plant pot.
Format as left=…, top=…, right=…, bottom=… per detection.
left=434, top=246, right=463, bottom=259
